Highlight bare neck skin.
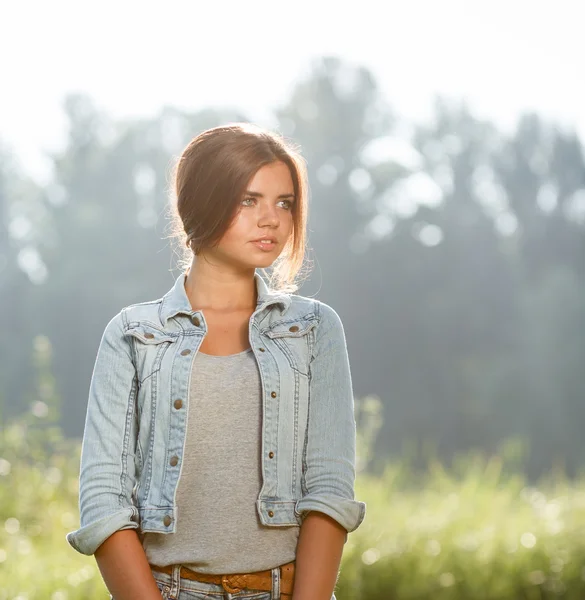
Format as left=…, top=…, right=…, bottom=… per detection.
left=184, top=255, right=258, bottom=314
left=184, top=255, right=259, bottom=355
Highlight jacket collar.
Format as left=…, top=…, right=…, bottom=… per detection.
left=159, top=270, right=291, bottom=325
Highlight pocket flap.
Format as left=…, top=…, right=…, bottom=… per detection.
left=124, top=322, right=178, bottom=345
left=263, top=318, right=317, bottom=339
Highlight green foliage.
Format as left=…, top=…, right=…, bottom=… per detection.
left=342, top=456, right=585, bottom=599
left=0, top=413, right=105, bottom=598
left=0, top=333, right=108, bottom=598
left=3, top=403, right=585, bottom=599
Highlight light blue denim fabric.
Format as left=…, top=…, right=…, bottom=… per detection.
left=66, top=269, right=366, bottom=556
left=109, top=565, right=337, bottom=599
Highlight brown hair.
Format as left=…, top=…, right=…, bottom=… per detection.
left=166, top=122, right=310, bottom=293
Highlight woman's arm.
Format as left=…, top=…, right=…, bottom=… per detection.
left=293, top=301, right=366, bottom=599
left=66, top=310, right=141, bottom=557
left=292, top=511, right=346, bottom=600
left=95, top=530, right=163, bottom=599
left=66, top=310, right=161, bottom=597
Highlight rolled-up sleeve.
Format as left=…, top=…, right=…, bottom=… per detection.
left=295, top=301, right=366, bottom=534
left=66, top=309, right=140, bottom=555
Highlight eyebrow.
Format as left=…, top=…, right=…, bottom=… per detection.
left=245, top=190, right=295, bottom=200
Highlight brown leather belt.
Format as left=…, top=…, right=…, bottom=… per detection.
left=151, top=560, right=295, bottom=595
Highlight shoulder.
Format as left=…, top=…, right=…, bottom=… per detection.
left=287, top=295, right=348, bottom=363
left=287, top=293, right=345, bottom=334
left=118, top=298, right=164, bottom=324
left=99, top=298, right=162, bottom=341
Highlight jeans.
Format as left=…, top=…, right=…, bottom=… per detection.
left=109, top=564, right=337, bottom=599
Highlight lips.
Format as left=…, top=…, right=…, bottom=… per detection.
left=251, top=237, right=278, bottom=243
left=251, top=239, right=277, bottom=251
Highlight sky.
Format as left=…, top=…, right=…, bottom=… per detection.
left=1, top=0, right=584, bottom=185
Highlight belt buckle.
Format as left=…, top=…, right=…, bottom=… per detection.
left=221, top=574, right=243, bottom=593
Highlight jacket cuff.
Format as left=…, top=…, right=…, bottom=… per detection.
left=66, top=505, right=139, bottom=556
left=295, top=494, right=366, bottom=533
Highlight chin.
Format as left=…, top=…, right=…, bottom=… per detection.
left=253, top=257, right=278, bottom=269
left=229, top=255, right=276, bottom=271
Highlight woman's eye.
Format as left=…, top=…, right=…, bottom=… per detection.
left=241, top=197, right=293, bottom=210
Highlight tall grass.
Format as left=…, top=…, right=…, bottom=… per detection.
left=341, top=454, right=585, bottom=599
left=2, top=361, right=585, bottom=598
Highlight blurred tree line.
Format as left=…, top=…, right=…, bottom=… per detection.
left=1, top=56, right=583, bottom=480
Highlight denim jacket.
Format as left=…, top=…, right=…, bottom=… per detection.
left=66, top=270, right=366, bottom=556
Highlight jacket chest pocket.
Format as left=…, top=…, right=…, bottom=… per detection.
left=124, top=322, right=178, bottom=383
left=262, top=318, right=317, bottom=376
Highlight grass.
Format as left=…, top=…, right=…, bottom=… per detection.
left=3, top=403, right=585, bottom=599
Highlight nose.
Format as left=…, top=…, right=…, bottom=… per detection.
left=258, top=204, right=280, bottom=227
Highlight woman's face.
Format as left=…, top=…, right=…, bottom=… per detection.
left=204, top=160, right=296, bottom=270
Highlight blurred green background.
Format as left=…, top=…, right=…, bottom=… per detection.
left=1, top=18, right=585, bottom=598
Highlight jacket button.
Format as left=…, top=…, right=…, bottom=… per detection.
left=259, top=347, right=265, bottom=352
left=268, top=510, right=274, bottom=517
left=174, top=399, right=183, bottom=409
left=191, top=315, right=200, bottom=326
left=268, top=451, right=274, bottom=458
left=163, top=515, right=172, bottom=526
left=170, top=456, right=179, bottom=466
left=144, top=332, right=155, bottom=339
left=181, top=349, right=191, bottom=356
left=271, top=391, right=277, bottom=398
left=289, top=325, right=299, bottom=332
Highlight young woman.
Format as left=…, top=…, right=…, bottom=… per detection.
left=66, top=123, right=366, bottom=600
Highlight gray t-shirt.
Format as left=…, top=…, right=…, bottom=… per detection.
left=140, top=346, right=299, bottom=574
